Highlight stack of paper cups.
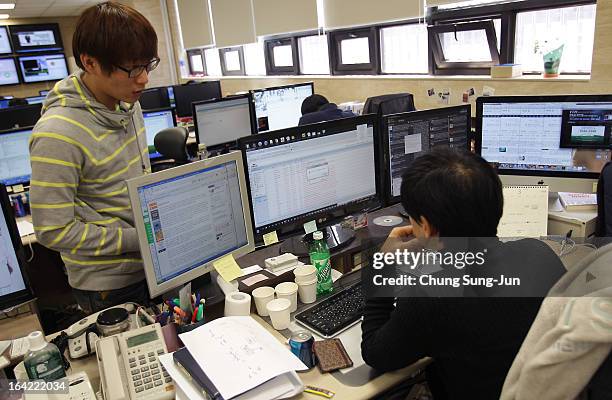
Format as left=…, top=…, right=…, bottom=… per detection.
left=224, top=292, right=251, bottom=316
left=294, top=265, right=317, bottom=283
left=275, top=282, right=298, bottom=313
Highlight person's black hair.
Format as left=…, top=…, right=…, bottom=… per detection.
left=400, top=148, right=503, bottom=237
left=301, top=94, right=329, bottom=115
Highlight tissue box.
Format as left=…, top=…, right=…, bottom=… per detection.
left=491, top=64, right=522, bottom=78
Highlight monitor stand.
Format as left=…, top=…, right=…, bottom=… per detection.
left=279, top=224, right=356, bottom=258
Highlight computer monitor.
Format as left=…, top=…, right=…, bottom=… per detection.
left=476, top=95, right=612, bottom=193
left=139, top=87, right=171, bottom=111
left=0, top=127, right=34, bottom=186
left=0, top=104, right=41, bottom=131
left=0, top=26, right=12, bottom=55
left=142, top=108, right=177, bottom=159
left=173, top=81, right=222, bottom=118
left=239, top=115, right=381, bottom=252
left=17, top=53, right=69, bottom=84
left=251, top=82, right=314, bottom=132
left=0, top=184, right=33, bottom=309
left=126, top=151, right=255, bottom=298
left=383, top=105, right=471, bottom=204
left=9, top=23, right=63, bottom=53
left=167, top=86, right=175, bottom=108
left=26, top=95, right=45, bottom=105
left=0, top=57, right=20, bottom=86
left=193, top=94, right=255, bottom=148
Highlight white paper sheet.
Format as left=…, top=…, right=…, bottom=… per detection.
left=17, top=220, right=34, bottom=237
left=498, top=185, right=549, bottom=238
left=179, top=316, right=307, bottom=400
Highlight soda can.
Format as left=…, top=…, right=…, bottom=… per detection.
left=289, top=331, right=316, bottom=369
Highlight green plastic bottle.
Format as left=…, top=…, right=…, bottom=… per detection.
left=24, top=331, right=66, bottom=382
left=309, top=231, right=333, bottom=295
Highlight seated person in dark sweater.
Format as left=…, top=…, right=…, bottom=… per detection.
left=298, top=94, right=356, bottom=125
left=361, top=149, right=566, bottom=400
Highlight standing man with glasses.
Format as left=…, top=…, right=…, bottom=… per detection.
left=29, top=2, right=160, bottom=313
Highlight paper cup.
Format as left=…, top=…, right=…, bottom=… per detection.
left=266, top=298, right=291, bottom=330
left=224, top=292, right=251, bottom=316
left=252, top=286, right=275, bottom=317
left=297, top=278, right=317, bottom=304
left=275, top=282, right=298, bottom=313
left=294, top=264, right=317, bottom=283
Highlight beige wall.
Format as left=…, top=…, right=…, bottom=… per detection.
left=0, top=17, right=77, bottom=98
left=178, top=0, right=612, bottom=114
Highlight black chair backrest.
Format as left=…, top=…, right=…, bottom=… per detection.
left=596, top=161, right=612, bottom=237
left=363, top=93, right=416, bottom=116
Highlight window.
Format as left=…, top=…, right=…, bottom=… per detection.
left=429, top=20, right=500, bottom=75
left=204, top=48, right=222, bottom=76
left=244, top=42, right=266, bottom=76
left=186, top=49, right=205, bottom=75
left=514, top=4, right=596, bottom=74
left=298, top=34, right=330, bottom=75
left=264, top=37, right=298, bottom=75
left=380, top=23, right=428, bottom=74
left=219, top=47, right=245, bottom=76
left=329, top=27, right=380, bottom=75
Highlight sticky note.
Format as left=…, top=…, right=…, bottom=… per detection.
left=263, top=230, right=279, bottom=246
left=304, top=220, right=318, bottom=234
left=213, top=254, right=242, bottom=283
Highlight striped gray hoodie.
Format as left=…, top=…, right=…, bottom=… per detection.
left=29, top=72, right=151, bottom=291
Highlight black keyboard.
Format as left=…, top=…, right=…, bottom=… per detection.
left=295, top=282, right=364, bottom=338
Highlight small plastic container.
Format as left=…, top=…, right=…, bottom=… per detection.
left=24, top=331, right=66, bottom=381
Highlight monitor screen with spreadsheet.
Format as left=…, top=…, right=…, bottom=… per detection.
left=142, top=108, right=176, bottom=159
left=384, top=105, right=471, bottom=203
left=252, top=82, right=313, bottom=132
left=126, top=152, right=255, bottom=297
left=476, top=96, right=612, bottom=192
left=239, top=115, right=381, bottom=237
left=193, top=94, right=255, bottom=147
left=0, top=127, right=34, bottom=185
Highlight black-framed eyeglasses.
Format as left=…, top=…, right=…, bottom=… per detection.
left=115, top=57, right=160, bottom=78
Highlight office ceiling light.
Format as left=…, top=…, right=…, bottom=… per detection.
left=0, top=4, right=15, bottom=9
left=0, top=14, right=9, bottom=19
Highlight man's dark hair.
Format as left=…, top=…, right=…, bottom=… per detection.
left=301, top=94, right=329, bottom=115
left=400, top=148, right=503, bottom=237
left=73, top=1, right=158, bottom=73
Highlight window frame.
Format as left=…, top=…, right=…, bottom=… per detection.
left=428, top=0, right=597, bottom=76
left=378, top=19, right=431, bottom=76
left=294, top=30, right=331, bottom=76
left=263, top=37, right=299, bottom=75
left=186, top=48, right=206, bottom=75
left=428, top=20, right=501, bottom=75
left=219, top=46, right=246, bottom=76
left=328, top=26, right=380, bottom=75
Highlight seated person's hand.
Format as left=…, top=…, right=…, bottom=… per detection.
left=389, top=225, right=413, bottom=238
left=381, top=225, right=415, bottom=253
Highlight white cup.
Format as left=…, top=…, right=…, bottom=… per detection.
left=294, top=264, right=317, bottom=283
left=275, top=282, right=299, bottom=313
left=251, top=286, right=275, bottom=317
left=266, top=298, right=291, bottom=330
left=297, top=278, right=317, bottom=304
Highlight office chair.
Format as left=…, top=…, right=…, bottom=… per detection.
left=363, top=93, right=416, bottom=116
left=151, top=127, right=190, bottom=172
left=596, top=161, right=612, bottom=237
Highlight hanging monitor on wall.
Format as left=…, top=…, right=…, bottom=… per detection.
left=0, top=57, right=20, bottom=86
left=9, top=23, right=63, bottom=53
left=0, top=26, right=12, bottom=55
left=17, top=53, right=69, bottom=84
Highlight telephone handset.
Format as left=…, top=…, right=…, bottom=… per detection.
left=96, top=323, right=174, bottom=400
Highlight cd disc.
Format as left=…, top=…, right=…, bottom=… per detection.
left=372, top=216, right=403, bottom=227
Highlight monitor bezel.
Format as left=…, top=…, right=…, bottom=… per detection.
left=0, top=57, right=20, bottom=86
left=142, top=107, right=177, bottom=160
left=8, top=23, right=63, bottom=53
left=475, top=95, right=612, bottom=179
left=0, top=126, right=34, bottom=186
left=383, top=104, right=472, bottom=205
left=0, top=103, right=42, bottom=131
left=172, top=81, right=222, bottom=118
left=238, top=114, right=382, bottom=241
left=17, top=52, right=69, bottom=84
left=126, top=151, right=255, bottom=298
left=192, top=93, right=256, bottom=148
left=0, top=26, right=12, bottom=55
left=250, top=82, right=314, bottom=133
left=0, top=184, right=35, bottom=310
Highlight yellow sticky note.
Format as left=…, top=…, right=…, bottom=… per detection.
left=303, top=220, right=318, bottom=234
left=263, top=231, right=279, bottom=246
left=213, top=254, right=242, bottom=283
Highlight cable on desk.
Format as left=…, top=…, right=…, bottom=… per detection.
left=26, top=239, right=34, bottom=262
